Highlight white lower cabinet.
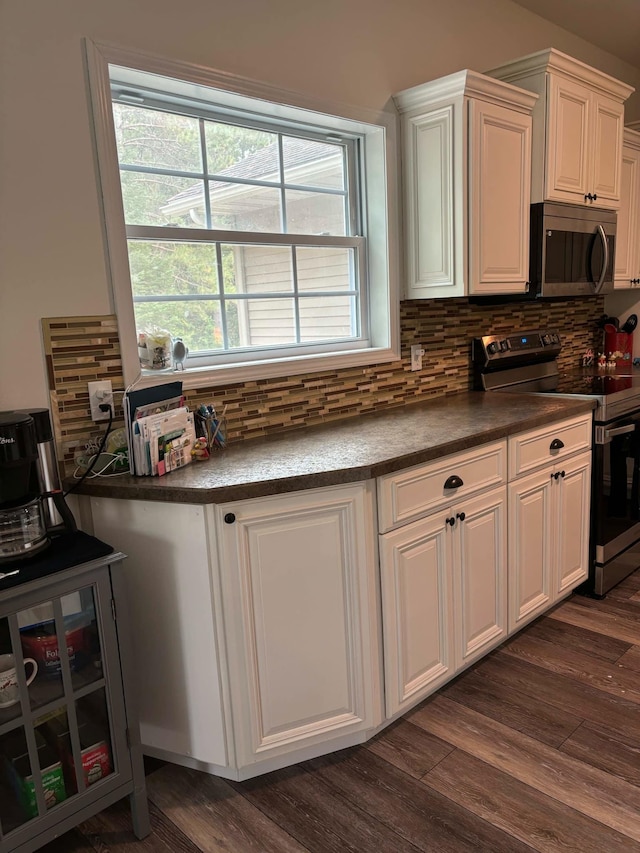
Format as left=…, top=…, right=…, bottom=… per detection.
left=211, top=481, right=382, bottom=773
left=380, top=479, right=507, bottom=719
left=508, top=422, right=592, bottom=632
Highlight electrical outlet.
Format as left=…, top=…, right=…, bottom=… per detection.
left=88, top=380, right=114, bottom=421
left=410, top=344, right=425, bottom=371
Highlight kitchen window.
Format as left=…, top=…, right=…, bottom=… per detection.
left=84, top=41, right=400, bottom=388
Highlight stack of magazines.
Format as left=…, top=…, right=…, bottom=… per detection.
left=124, top=382, right=196, bottom=476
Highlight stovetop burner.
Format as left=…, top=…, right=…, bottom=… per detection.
left=555, top=370, right=638, bottom=396
left=472, top=330, right=640, bottom=423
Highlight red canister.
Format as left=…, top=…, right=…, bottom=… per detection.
left=604, top=330, right=633, bottom=362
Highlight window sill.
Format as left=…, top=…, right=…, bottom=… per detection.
left=131, top=345, right=401, bottom=390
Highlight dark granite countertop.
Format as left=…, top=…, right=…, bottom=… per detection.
left=69, top=391, right=595, bottom=504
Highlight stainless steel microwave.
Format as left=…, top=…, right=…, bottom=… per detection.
left=529, top=202, right=616, bottom=298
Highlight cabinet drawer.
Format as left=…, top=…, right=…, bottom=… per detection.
left=377, top=441, right=506, bottom=533
left=508, top=414, right=592, bottom=479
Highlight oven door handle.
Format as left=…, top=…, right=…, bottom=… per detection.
left=595, top=423, right=636, bottom=444
left=593, top=224, right=609, bottom=294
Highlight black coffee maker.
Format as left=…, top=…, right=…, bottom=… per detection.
left=0, top=410, right=76, bottom=562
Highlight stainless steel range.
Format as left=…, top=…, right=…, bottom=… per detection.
left=473, top=329, right=640, bottom=596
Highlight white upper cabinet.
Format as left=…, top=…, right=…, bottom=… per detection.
left=488, top=49, right=634, bottom=210
left=614, top=128, right=640, bottom=288
left=394, top=71, right=537, bottom=299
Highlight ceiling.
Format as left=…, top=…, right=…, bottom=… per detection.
left=509, top=0, right=640, bottom=69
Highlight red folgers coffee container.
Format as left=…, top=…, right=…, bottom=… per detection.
left=20, top=621, right=87, bottom=677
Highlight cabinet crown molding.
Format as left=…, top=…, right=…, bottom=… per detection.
left=393, top=69, right=538, bottom=115
left=487, top=48, right=634, bottom=103
left=625, top=127, right=640, bottom=150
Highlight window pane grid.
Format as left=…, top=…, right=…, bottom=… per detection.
left=113, top=95, right=368, bottom=365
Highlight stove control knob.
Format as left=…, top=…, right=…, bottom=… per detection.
left=487, top=342, right=499, bottom=355
left=541, top=334, right=550, bottom=345
left=500, top=339, right=511, bottom=352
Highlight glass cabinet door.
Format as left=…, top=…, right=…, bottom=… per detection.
left=0, top=570, right=127, bottom=844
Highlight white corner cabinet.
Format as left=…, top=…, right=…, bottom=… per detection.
left=88, top=482, right=382, bottom=782
left=393, top=70, right=537, bottom=299
left=488, top=48, right=634, bottom=210
left=614, top=128, right=640, bottom=289
left=85, top=411, right=592, bottom=780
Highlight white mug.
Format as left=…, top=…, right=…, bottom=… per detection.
left=0, top=653, right=38, bottom=709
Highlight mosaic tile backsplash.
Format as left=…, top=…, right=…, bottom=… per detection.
left=43, top=296, right=606, bottom=478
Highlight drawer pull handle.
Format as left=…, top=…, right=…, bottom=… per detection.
left=446, top=516, right=456, bottom=527
left=456, top=512, right=466, bottom=522
left=444, top=475, right=464, bottom=490
left=224, top=512, right=236, bottom=524
left=550, top=438, right=565, bottom=451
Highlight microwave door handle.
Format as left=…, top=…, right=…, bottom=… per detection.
left=593, top=224, right=609, bottom=294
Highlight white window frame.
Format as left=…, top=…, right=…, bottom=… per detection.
left=84, top=39, right=401, bottom=389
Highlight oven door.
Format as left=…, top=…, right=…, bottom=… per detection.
left=593, top=411, right=640, bottom=593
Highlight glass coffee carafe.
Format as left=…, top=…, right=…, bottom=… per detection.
left=0, top=411, right=76, bottom=564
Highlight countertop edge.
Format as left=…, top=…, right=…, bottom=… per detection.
left=69, top=394, right=596, bottom=505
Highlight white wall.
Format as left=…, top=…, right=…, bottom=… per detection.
left=2, top=0, right=639, bottom=409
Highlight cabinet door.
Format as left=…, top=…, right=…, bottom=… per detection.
left=468, top=99, right=531, bottom=295
left=379, top=509, right=454, bottom=718
left=590, top=93, right=625, bottom=209
left=508, top=468, right=554, bottom=632
left=402, top=105, right=460, bottom=299
left=454, top=487, right=508, bottom=668
left=215, top=483, right=381, bottom=768
left=546, top=75, right=591, bottom=203
left=555, top=451, right=592, bottom=596
left=614, top=141, right=640, bottom=287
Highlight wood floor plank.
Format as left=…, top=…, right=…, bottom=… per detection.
left=408, top=695, right=640, bottom=843
left=364, top=717, right=454, bottom=779
left=233, top=758, right=423, bottom=853
left=516, top=614, right=632, bottom=662
left=475, top=651, right=640, bottom=747
left=501, top=631, right=640, bottom=704
left=305, top=747, right=534, bottom=853
left=38, top=829, right=95, bottom=852
left=440, top=664, right=583, bottom=747
left=423, top=748, right=640, bottom=853
left=618, top=645, right=640, bottom=672
left=549, top=600, right=640, bottom=646
left=76, top=799, right=199, bottom=852
left=147, top=763, right=308, bottom=853
left=560, top=720, right=640, bottom=787
left=571, top=593, right=640, bottom=620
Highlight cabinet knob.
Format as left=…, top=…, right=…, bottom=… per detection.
left=592, top=194, right=597, bottom=201
left=553, top=471, right=562, bottom=480
left=456, top=512, right=466, bottom=522
left=560, top=470, right=566, bottom=478
left=550, top=438, right=565, bottom=451
left=444, top=474, right=464, bottom=490
left=446, top=516, right=456, bottom=526
left=224, top=512, right=236, bottom=524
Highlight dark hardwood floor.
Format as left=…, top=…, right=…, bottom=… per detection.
left=41, top=570, right=640, bottom=852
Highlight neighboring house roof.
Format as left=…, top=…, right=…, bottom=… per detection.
left=161, top=136, right=341, bottom=218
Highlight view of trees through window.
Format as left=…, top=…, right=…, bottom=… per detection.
left=111, top=101, right=358, bottom=360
